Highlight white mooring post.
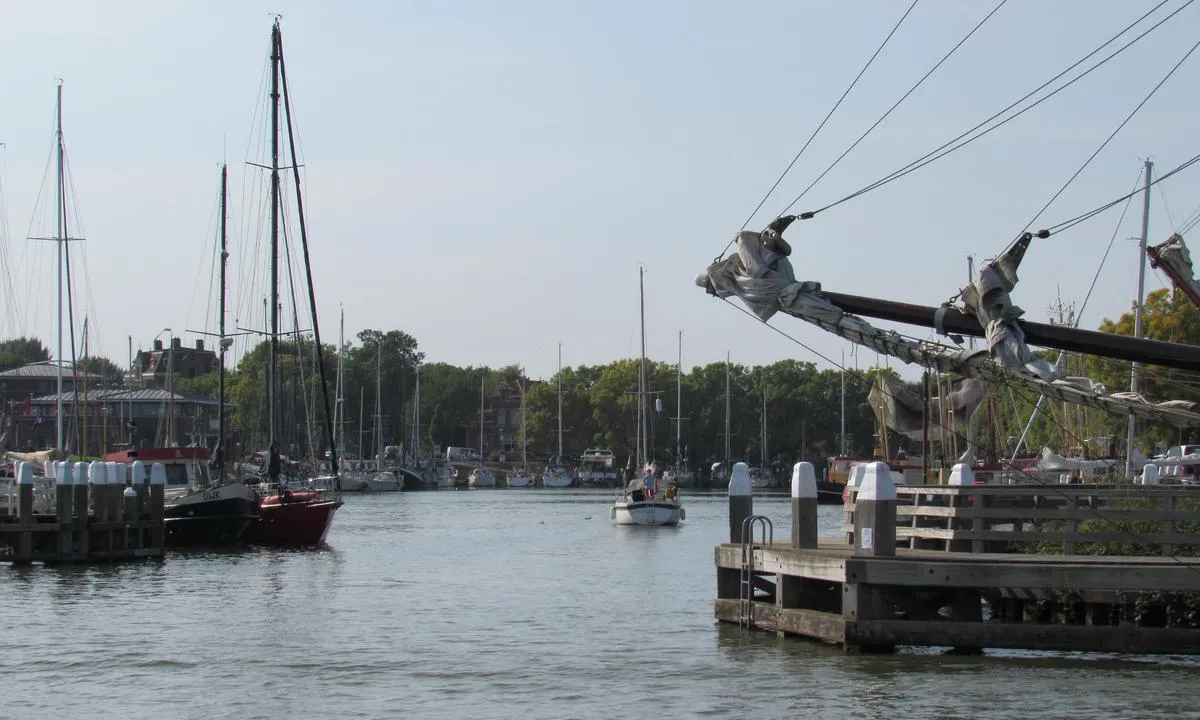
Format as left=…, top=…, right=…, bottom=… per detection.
left=728, top=462, right=753, bottom=543
left=791, top=461, right=818, bottom=549
left=853, top=461, right=897, bottom=557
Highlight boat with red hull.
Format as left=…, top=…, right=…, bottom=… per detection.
left=246, top=488, right=341, bottom=546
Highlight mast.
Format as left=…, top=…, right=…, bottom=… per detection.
left=278, top=17, right=337, bottom=477
left=724, top=351, right=731, bottom=471
left=335, top=307, right=344, bottom=454
left=217, top=164, right=228, bottom=478
left=557, top=342, right=563, bottom=458
left=638, top=266, right=647, bottom=471
left=478, top=375, right=485, bottom=471
left=840, top=350, right=847, bottom=456
left=520, top=378, right=527, bottom=470
left=375, top=341, right=382, bottom=462
left=1127, top=158, right=1153, bottom=478
left=760, top=387, right=767, bottom=468
left=675, top=330, right=682, bottom=469
left=410, top=363, right=420, bottom=463
left=267, top=21, right=281, bottom=481
left=54, top=83, right=64, bottom=453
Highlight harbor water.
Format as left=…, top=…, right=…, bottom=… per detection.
left=3, top=490, right=1199, bottom=719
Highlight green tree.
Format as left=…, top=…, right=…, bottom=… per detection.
left=0, top=337, right=51, bottom=370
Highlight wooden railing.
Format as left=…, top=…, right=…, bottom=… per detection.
left=843, top=484, right=1200, bottom=556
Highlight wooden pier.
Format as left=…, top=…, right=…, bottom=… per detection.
left=0, top=460, right=166, bottom=565
left=716, top=461, right=1200, bottom=654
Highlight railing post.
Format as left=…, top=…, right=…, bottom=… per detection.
left=150, top=463, right=166, bottom=551
left=56, top=461, right=74, bottom=556
left=728, top=462, right=753, bottom=544
left=791, top=461, right=818, bottom=549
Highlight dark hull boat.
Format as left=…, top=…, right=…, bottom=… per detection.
left=106, top=447, right=260, bottom=548
left=246, top=489, right=341, bottom=546
left=163, top=484, right=261, bottom=547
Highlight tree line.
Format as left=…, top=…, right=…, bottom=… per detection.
left=2, top=287, right=1198, bottom=468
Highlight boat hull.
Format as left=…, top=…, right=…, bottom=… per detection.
left=506, top=474, right=533, bottom=488
left=612, top=500, right=684, bottom=526
left=366, top=472, right=400, bottom=491
left=246, top=491, right=342, bottom=545
left=164, top=484, right=260, bottom=547
left=542, top=472, right=574, bottom=488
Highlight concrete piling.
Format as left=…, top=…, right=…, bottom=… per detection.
left=853, top=461, right=897, bottom=557
left=728, top=462, right=753, bottom=543
left=790, top=461, right=818, bottom=549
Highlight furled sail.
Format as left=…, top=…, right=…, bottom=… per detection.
left=868, top=375, right=986, bottom=441
left=698, top=220, right=1200, bottom=428
left=1148, top=233, right=1200, bottom=310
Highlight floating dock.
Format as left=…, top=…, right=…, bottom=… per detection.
left=717, top=461, right=1200, bottom=654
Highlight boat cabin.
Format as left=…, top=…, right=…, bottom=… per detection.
left=103, top=447, right=212, bottom=491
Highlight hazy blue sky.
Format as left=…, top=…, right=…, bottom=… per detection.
left=1, top=0, right=1198, bottom=382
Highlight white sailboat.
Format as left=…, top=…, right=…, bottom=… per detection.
left=366, top=342, right=400, bottom=491
left=612, top=267, right=684, bottom=526
left=542, top=342, right=574, bottom=488
left=333, top=309, right=368, bottom=492
left=468, top=375, right=496, bottom=488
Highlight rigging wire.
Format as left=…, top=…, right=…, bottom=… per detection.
left=1036, top=152, right=1200, bottom=237
left=733, top=0, right=920, bottom=238
left=776, top=0, right=1009, bottom=217
left=1017, top=32, right=1200, bottom=239
left=792, top=0, right=1189, bottom=221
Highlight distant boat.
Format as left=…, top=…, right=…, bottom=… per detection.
left=543, top=345, right=574, bottom=488
left=506, top=468, right=533, bottom=488
left=612, top=267, right=684, bottom=526
left=579, top=448, right=619, bottom=488
left=468, top=467, right=496, bottom=489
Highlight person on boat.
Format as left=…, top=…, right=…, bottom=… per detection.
left=627, top=473, right=646, bottom=502
left=664, top=479, right=678, bottom=502
left=643, top=467, right=657, bottom=499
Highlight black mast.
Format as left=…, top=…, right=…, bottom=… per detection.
left=277, top=21, right=339, bottom=479
left=267, top=20, right=282, bottom=483
left=216, top=163, right=228, bottom=479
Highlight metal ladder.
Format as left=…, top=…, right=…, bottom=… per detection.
left=739, top=515, right=773, bottom=628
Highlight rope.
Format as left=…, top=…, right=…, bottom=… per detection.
left=796, top=0, right=1187, bottom=220
left=776, top=0, right=1009, bottom=217
left=730, top=0, right=919, bottom=246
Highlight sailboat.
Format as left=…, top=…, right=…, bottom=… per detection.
left=748, top=389, right=777, bottom=490
left=542, top=343, right=573, bottom=489
left=242, top=20, right=342, bottom=545
left=365, top=342, right=399, bottom=491
left=612, top=267, right=684, bottom=526
left=506, top=379, right=533, bottom=488
left=107, top=163, right=260, bottom=547
left=332, top=309, right=367, bottom=491
left=468, top=375, right=496, bottom=488
left=662, top=331, right=695, bottom=489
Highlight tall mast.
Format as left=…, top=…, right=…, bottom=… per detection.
left=840, top=350, right=846, bottom=456
left=217, top=163, right=228, bottom=477
left=335, top=307, right=344, bottom=454
left=760, top=387, right=767, bottom=468
left=267, top=21, right=282, bottom=480
left=410, top=364, right=421, bottom=461
left=675, top=330, right=682, bottom=468
left=557, top=342, right=563, bottom=458
left=724, top=351, right=731, bottom=469
left=520, top=379, right=527, bottom=470
left=479, top=375, right=485, bottom=470
left=638, top=266, right=647, bottom=471
left=54, top=83, right=64, bottom=453
left=1127, top=158, right=1153, bottom=478
left=375, top=341, right=382, bottom=462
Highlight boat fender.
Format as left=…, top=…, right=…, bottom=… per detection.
left=680, top=508, right=686, bottom=521
left=610, top=506, right=616, bottom=520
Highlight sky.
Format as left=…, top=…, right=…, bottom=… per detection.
left=0, top=0, right=1198, bottom=383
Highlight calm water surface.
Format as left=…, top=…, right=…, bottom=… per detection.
left=3, top=490, right=1199, bottom=719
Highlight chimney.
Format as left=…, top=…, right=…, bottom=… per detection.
left=171, top=337, right=182, bottom=350
left=153, top=340, right=163, bottom=351
left=195, top=339, right=205, bottom=351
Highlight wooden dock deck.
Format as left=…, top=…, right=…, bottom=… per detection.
left=716, top=461, right=1200, bottom=655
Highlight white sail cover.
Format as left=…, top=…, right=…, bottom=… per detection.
left=698, top=224, right=1200, bottom=428
left=1149, top=233, right=1200, bottom=298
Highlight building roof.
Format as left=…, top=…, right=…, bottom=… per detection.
left=0, top=361, right=100, bottom=379
left=30, top=388, right=218, bottom=406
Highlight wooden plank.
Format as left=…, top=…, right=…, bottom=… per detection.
left=715, top=544, right=847, bottom=582
left=891, top=506, right=1200, bottom=522
left=849, top=619, right=1200, bottom=654
left=715, top=599, right=846, bottom=644
left=0, top=523, right=62, bottom=532
left=846, top=557, right=1200, bottom=591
